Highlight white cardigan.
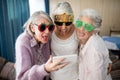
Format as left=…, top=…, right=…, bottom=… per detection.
left=79, top=34, right=112, bottom=80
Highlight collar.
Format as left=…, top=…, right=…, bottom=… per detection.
left=30, top=36, right=44, bottom=48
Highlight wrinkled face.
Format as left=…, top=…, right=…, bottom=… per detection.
left=55, top=22, right=73, bottom=36
left=31, top=18, right=54, bottom=43
left=76, top=16, right=94, bottom=44
left=54, top=13, right=74, bottom=36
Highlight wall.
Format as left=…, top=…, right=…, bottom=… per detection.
left=29, top=0, right=45, bottom=16
left=50, top=0, right=120, bottom=36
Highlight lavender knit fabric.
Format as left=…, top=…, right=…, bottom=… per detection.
left=15, top=31, right=50, bottom=80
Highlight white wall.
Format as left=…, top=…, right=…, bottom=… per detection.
left=29, top=0, right=45, bottom=16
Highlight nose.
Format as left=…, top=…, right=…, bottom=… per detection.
left=44, top=28, right=50, bottom=33
left=61, top=23, right=66, bottom=29
left=79, top=26, right=84, bottom=31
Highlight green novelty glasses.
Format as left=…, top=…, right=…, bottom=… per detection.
left=75, top=20, right=95, bottom=32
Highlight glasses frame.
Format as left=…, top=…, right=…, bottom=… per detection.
left=75, top=20, right=95, bottom=32
left=34, top=23, right=55, bottom=32
left=54, top=21, right=72, bottom=26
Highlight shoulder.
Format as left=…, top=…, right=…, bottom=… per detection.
left=87, top=34, right=108, bottom=54
left=15, top=31, right=32, bottom=47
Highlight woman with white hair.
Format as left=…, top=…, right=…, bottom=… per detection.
left=75, top=9, right=112, bottom=80
left=50, top=1, right=79, bottom=80
left=15, top=11, right=68, bottom=80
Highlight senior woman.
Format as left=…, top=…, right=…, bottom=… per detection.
left=15, top=11, right=67, bottom=80
left=50, top=2, right=79, bottom=80
left=75, top=9, right=112, bottom=80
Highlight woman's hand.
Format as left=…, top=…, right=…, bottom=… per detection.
left=44, top=55, right=68, bottom=72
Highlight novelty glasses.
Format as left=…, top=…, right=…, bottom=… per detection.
left=75, top=20, right=95, bottom=32
left=54, top=21, right=72, bottom=26
left=34, top=23, right=55, bottom=32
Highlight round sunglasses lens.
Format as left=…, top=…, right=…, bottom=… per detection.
left=49, top=24, right=54, bottom=31
left=39, top=24, right=46, bottom=32
left=65, top=22, right=72, bottom=26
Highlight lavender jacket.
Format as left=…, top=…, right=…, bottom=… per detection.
left=15, top=31, right=50, bottom=80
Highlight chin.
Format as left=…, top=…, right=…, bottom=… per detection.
left=78, top=36, right=83, bottom=40
left=41, top=40, right=48, bottom=44
left=61, top=32, right=67, bottom=36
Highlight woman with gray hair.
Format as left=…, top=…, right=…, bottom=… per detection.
left=75, top=9, right=112, bottom=80
left=15, top=11, right=68, bottom=80
left=50, top=1, right=79, bottom=80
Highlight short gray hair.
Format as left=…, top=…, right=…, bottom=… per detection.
left=23, top=11, right=53, bottom=36
left=52, top=1, right=74, bottom=18
left=78, top=9, right=102, bottom=29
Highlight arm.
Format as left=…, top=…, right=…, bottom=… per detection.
left=15, top=41, right=68, bottom=80
left=86, top=49, right=106, bottom=80
left=15, top=44, right=49, bottom=80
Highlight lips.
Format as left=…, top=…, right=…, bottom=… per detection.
left=42, top=35, right=49, bottom=41
left=60, top=29, right=67, bottom=35
left=79, top=32, right=85, bottom=37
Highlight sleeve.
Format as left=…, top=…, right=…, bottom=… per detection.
left=15, top=39, right=49, bottom=80
left=86, top=48, right=106, bottom=80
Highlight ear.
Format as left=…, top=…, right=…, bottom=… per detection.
left=30, top=24, right=35, bottom=32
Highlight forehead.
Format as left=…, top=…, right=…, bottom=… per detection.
left=36, top=18, right=51, bottom=25
left=81, top=16, right=93, bottom=24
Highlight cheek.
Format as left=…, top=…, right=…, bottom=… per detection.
left=57, top=27, right=61, bottom=30
left=76, top=29, right=79, bottom=35
left=76, top=28, right=83, bottom=34
left=56, top=26, right=62, bottom=32
left=56, top=26, right=60, bottom=29
left=67, top=26, right=71, bottom=30
left=84, top=32, right=92, bottom=39
left=35, top=29, right=42, bottom=40
left=76, top=28, right=79, bottom=32
left=35, top=28, right=40, bottom=35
